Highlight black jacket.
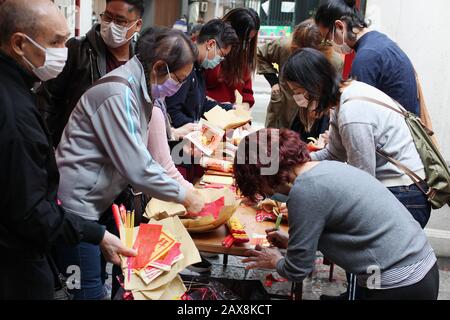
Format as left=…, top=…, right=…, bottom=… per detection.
left=0, top=51, right=105, bottom=259
left=165, top=63, right=233, bottom=129
left=37, top=24, right=134, bottom=147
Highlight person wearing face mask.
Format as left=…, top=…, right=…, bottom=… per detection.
left=257, top=19, right=343, bottom=141
left=284, top=48, right=431, bottom=231
left=234, top=128, right=439, bottom=301
left=54, top=27, right=206, bottom=300
left=37, top=0, right=144, bottom=148
left=0, top=0, right=137, bottom=300
left=165, top=19, right=239, bottom=129
left=204, top=8, right=260, bottom=110
left=315, top=0, right=420, bottom=115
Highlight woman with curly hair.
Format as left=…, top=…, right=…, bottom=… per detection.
left=234, top=128, right=439, bottom=300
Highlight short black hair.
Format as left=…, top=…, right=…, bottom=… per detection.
left=315, top=0, right=367, bottom=34
left=189, top=24, right=203, bottom=36
left=0, top=0, right=40, bottom=45
left=106, top=0, right=144, bottom=17
left=197, top=19, right=239, bottom=49
left=136, top=27, right=197, bottom=76
left=282, top=48, right=342, bottom=116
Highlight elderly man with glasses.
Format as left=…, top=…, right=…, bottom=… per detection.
left=37, top=0, right=144, bottom=148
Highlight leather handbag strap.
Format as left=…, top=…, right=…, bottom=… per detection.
left=343, top=96, right=406, bottom=117
left=343, top=96, right=434, bottom=136
left=342, top=96, right=430, bottom=196
left=376, top=149, right=429, bottom=196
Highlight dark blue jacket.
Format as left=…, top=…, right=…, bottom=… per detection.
left=351, top=31, right=419, bottom=115
left=166, top=63, right=233, bottom=128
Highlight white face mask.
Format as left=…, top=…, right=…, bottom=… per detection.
left=331, top=26, right=353, bottom=55
left=101, top=20, right=138, bottom=48
left=293, top=93, right=309, bottom=108
left=22, top=35, right=68, bottom=81
left=293, top=93, right=319, bottom=111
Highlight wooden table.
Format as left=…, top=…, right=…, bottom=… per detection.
left=190, top=204, right=302, bottom=300
left=191, top=204, right=287, bottom=255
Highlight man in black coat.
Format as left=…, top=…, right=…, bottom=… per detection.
left=0, top=0, right=135, bottom=300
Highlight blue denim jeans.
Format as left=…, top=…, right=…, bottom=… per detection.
left=54, top=241, right=106, bottom=300
left=388, top=183, right=431, bottom=229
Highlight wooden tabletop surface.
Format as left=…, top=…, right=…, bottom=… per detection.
left=190, top=204, right=288, bottom=257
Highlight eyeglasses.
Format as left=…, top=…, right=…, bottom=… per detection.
left=322, top=29, right=332, bottom=42
left=100, top=12, right=137, bottom=27
left=164, top=64, right=188, bottom=85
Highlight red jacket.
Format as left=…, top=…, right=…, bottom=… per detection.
left=204, top=65, right=255, bottom=107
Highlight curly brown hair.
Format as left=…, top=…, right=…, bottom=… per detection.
left=291, top=19, right=334, bottom=62
left=233, top=128, right=311, bottom=202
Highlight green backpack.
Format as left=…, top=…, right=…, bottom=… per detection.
left=344, top=96, right=450, bottom=210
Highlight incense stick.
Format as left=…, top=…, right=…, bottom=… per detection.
left=125, top=210, right=135, bottom=282
left=274, top=202, right=282, bottom=230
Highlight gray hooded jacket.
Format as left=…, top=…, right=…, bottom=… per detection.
left=56, top=56, right=186, bottom=221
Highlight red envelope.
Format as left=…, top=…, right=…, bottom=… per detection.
left=192, top=196, right=225, bottom=219
left=129, top=224, right=163, bottom=270
left=148, top=243, right=183, bottom=270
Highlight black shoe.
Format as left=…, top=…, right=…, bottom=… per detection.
left=187, top=257, right=212, bottom=273
left=320, top=291, right=348, bottom=301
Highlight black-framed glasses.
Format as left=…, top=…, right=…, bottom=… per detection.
left=322, top=27, right=336, bottom=46
left=100, top=12, right=136, bottom=27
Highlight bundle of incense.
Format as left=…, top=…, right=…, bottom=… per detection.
left=111, top=205, right=135, bottom=258
left=125, top=210, right=135, bottom=248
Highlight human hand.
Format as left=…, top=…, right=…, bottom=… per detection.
left=271, top=84, right=281, bottom=95
left=319, top=130, right=329, bottom=146
left=234, top=103, right=250, bottom=111
left=265, top=228, right=289, bottom=249
left=172, top=123, right=200, bottom=140
left=182, top=140, right=203, bottom=158
left=242, top=245, right=284, bottom=270
left=100, top=231, right=137, bottom=266
left=183, top=188, right=205, bottom=214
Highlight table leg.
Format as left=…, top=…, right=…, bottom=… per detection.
left=291, top=282, right=303, bottom=300
left=328, top=263, right=335, bottom=282
left=223, top=254, right=228, bottom=268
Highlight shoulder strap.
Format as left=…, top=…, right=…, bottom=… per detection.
left=343, top=96, right=406, bottom=117
left=90, top=75, right=132, bottom=90
left=342, top=96, right=431, bottom=195
left=343, top=95, right=434, bottom=136
left=376, top=149, right=429, bottom=196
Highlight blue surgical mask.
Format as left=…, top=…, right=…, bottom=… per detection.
left=151, top=63, right=183, bottom=99
left=201, top=45, right=224, bottom=69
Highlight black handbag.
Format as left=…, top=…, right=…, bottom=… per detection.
left=47, top=254, right=73, bottom=300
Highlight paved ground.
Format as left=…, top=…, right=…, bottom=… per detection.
left=201, top=254, right=450, bottom=300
